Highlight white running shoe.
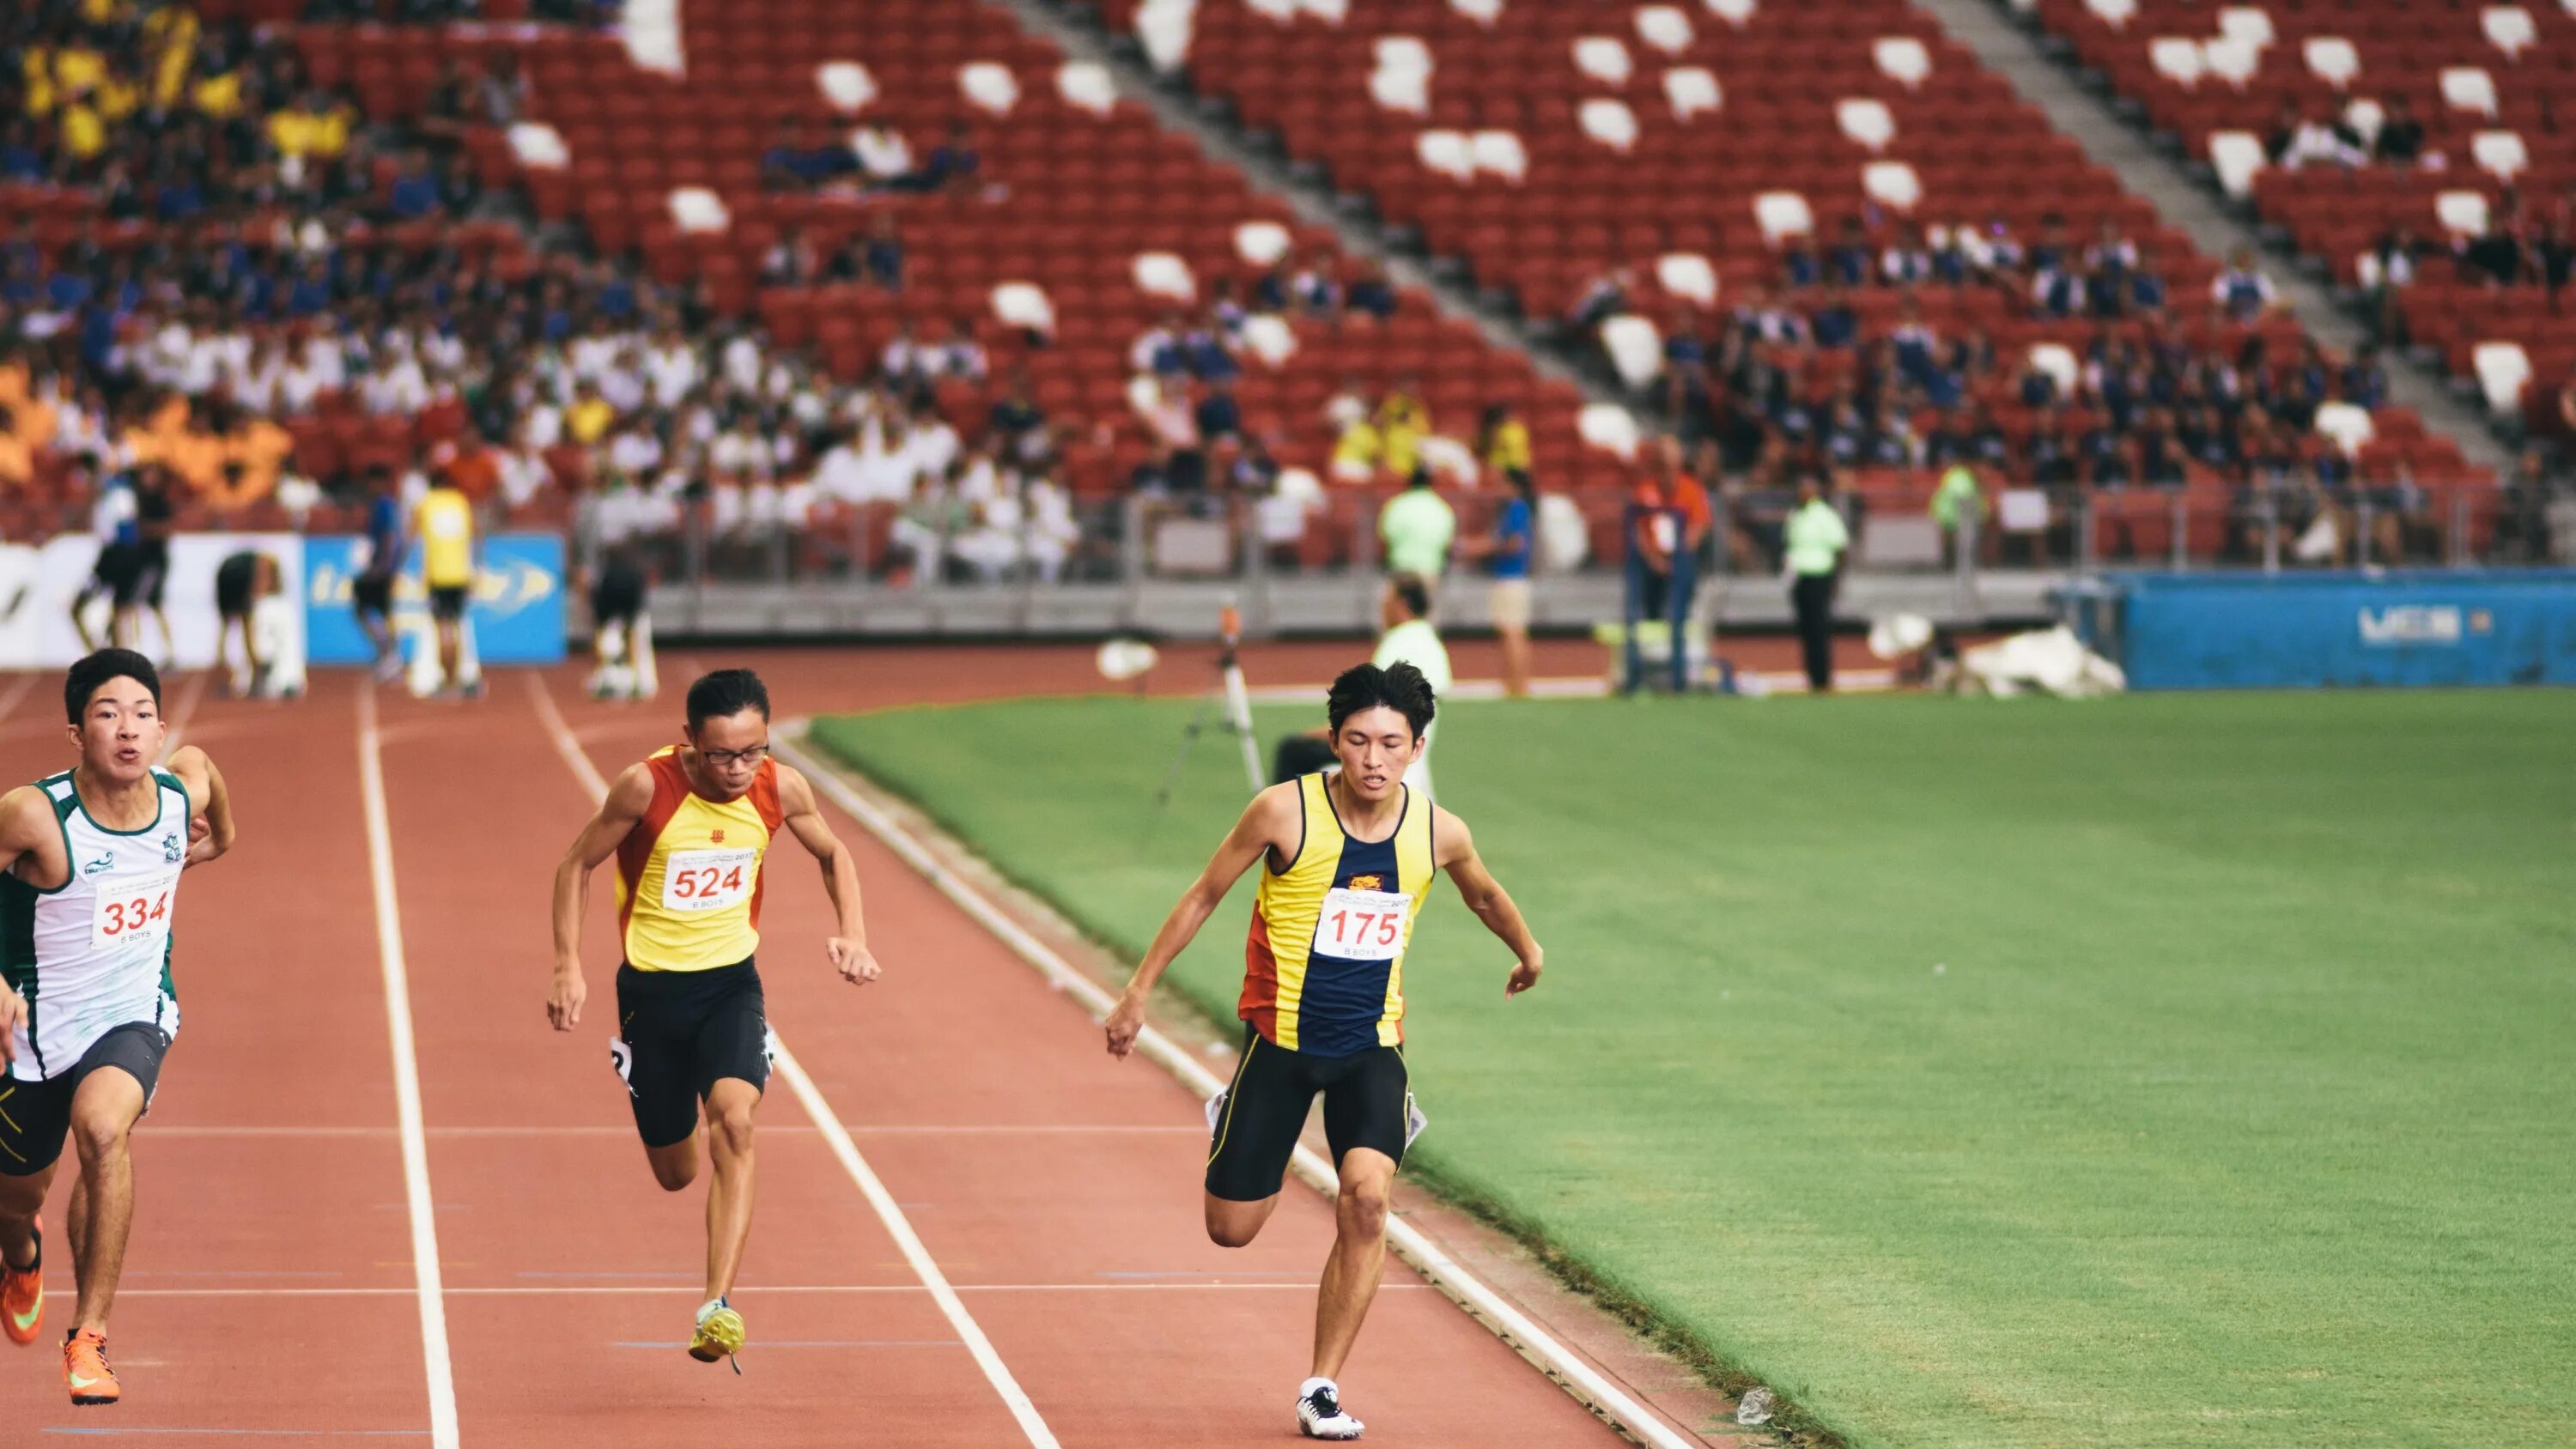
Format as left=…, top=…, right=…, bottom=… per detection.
left=1297, top=1379, right=1364, bottom=1440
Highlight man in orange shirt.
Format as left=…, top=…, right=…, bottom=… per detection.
left=1629, top=439, right=1711, bottom=690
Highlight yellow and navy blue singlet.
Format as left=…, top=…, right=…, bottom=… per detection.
left=613, top=747, right=786, bottom=972
left=1240, top=773, right=1436, bottom=1057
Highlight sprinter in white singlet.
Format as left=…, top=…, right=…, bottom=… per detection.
left=0, top=650, right=236, bottom=1410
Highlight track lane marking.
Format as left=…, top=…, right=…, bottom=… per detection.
left=355, top=681, right=462, bottom=1449
left=771, top=726, right=1709, bottom=1449
left=526, top=674, right=1061, bottom=1449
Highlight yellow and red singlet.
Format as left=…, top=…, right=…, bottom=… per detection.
left=1240, top=773, right=1436, bottom=1056
left=613, top=747, right=786, bottom=973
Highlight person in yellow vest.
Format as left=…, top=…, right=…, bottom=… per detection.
left=1103, top=661, right=1546, bottom=1441
left=410, top=468, right=478, bottom=696
left=548, top=670, right=881, bottom=1369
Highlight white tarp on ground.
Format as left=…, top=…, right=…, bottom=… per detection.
left=0, top=534, right=307, bottom=672
left=1959, top=625, right=2125, bottom=696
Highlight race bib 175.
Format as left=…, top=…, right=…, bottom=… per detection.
left=1314, top=888, right=1411, bottom=962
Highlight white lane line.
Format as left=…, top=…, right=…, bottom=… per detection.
left=527, top=675, right=1061, bottom=1449
left=53, top=1282, right=1430, bottom=1300
left=774, top=727, right=1709, bottom=1449
left=158, top=667, right=210, bottom=761
left=355, top=682, right=462, bottom=1449
left=143, top=1123, right=1200, bottom=1138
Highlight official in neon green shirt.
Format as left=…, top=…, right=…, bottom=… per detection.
left=1929, top=463, right=1987, bottom=563
left=1785, top=479, right=1849, bottom=692
left=1376, top=470, right=1455, bottom=579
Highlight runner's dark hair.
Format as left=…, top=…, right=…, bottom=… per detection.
left=65, top=648, right=162, bottom=724
left=686, top=669, right=770, bottom=731
left=1327, top=661, right=1436, bottom=740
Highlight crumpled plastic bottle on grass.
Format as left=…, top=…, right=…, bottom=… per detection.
left=1735, top=1386, right=1777, bottom=1427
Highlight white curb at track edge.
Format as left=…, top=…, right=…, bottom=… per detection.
left=775, top=723, right=1712, bottom=1449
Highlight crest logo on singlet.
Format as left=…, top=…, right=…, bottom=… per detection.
left=81, top=852, right=114, bottom=878
left=162, top=833, right=183, bottom=864
left=1347, top=874, right=1384, bottom=892
left=709, top=828, right=726, bottom=843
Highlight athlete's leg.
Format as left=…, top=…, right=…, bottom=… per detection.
left=63, top=1067, right=148, bottom=1335
left=240, top=614, right=266, bottom=689
left=0, top=1163, right=59, bottom=1268
left=1205, top=1191, right=1281, bottom=1248
left=642, top=1131, right=698, bottom=1192
left=699, top=1077, right=759, bottom=1302
left=1308, top=1147, right=1394, bottom=1383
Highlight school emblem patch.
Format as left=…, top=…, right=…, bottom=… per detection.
left=1347, top=874, right=1384, bottom=892
left=163, top=832, right=185, bottom=864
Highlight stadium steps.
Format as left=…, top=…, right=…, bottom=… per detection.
left=1918, top=0, right=2512, bottom=470
left=990, top=0, right=1619, bottom=407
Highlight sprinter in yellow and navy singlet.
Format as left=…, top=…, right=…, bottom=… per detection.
left=1241, top=773, right=1435, bottom=1056
left=549, top=669, right=882, bottom=1372
left=614, top=746, right=785, bottom=973
left=1102, top=660, right=1546, bottom=1440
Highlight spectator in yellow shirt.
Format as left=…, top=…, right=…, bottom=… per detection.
left=412, top=469, right=482, bottom=696
left=1328, top=417, right=1382, bottom=484
left=267, top=90, right=353, bottom=160
left=1375, top=379, right=1430, bottom=481
left=1477, top=402, right=1532, bottom=485
left=566, top=380, right=617, bottom=446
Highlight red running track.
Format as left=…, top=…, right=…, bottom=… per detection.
left=0, top=656, right=1645, bottom=1446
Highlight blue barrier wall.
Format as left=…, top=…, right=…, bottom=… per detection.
left=304, top=533, right=567, bottom=664
left=2100, top=571, right=2576, bottom=690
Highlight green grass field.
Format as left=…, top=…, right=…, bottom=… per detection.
left=808, top=690, right=2576, bottom=1449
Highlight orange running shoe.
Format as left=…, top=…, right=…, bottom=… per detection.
left=1, top=1219, right=40, bottom=1346
left=64, top=1327, right=118, bottom=1406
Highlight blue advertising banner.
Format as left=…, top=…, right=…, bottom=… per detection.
left=2100, top=570, right=2576, bottom=690
left=304, top=532, right=567, bottom=665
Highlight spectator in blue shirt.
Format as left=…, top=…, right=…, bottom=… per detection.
left=863, top=212, right=905, bottom=289
left=1810, top=285, right=1858, bottom=349
left=1194, top=379, right=1242, bottom=444
left=386, top=149, right=441, bottom=220
left=1345, top=258, right=1395, bottom=319
left=1474, top=449, right=1536, bottom=698
left=1827, top=216, right=1874, bottom=288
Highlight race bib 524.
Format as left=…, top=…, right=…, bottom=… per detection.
left=1314, top=888, right=1411, bottom=962
left=661, top=847, right=756, bottom=912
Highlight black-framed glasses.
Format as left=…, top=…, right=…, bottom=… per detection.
left=700, top=744, right=770, bottom=768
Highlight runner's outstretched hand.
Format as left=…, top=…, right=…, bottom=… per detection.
left=828, top=939, right=881, bottom=985
left=1103, top=991, right=1145, bottom=1059
left=548, top=967, right=586, bottom=1031
left=1504, top=958, right=1542, bottom=997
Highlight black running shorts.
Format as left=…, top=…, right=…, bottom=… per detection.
left=427, top=585, right=470, bottom=623
left=352, top=574, right=395, bottom=620
left=0, top=1023, right=173, bottom=1177
left=611, top=959, right=773, bottom=1149
left=1204, top=1025, right=1414, bottom=1203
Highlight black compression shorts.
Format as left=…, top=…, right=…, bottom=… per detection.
left=589, top=565, right=647, bottom=627
left=215, top=552, right=259, bottom=618
left=611, top=959, right=773, bottom=1149
left=1204, top=1025, right=1416, bottom=1203
left=352, top=574, right=395, bottom=620
left=427, top=585, right=470, bottom=622
left=0, top=1023, right=173, bottom=1177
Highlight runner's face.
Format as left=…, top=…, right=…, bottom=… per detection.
left=1333, top=706, right=1417, bottom=802
left=70, top=678, right=163, bottom=784
left=687, top=708, right=769, bottom=799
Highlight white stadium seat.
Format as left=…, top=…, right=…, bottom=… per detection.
left=1704, top=0, right=1757, bottom=27
left=1663, top=67, right=1722, bottom=119
left=1239, top=312, right=1298, bottom=367
left=2473, top=341, right=2533, bottom=414
left=1234, top=220, right=1291, bottom=266
left=1577, top=403, right=1643, bottom=460
left=1863, top=160, right=1923, bottom=212
left=1836, top=97, right=1896, bottom=151
left=1470, top=129, right=1528, bottom=180
left=1133, top=252, right=1196, bottom=301
left=2302, top=36, right=2359, bottom=88
left=1600, top=315, right=1666, bottom=390
left=2202, top=34, right=2262, bottom=88
left=960, top=62, right=1020, bottom=115
left=1873, top=36, right=1931, bottom=89
left=668, top=186, right=728, bottom=233
left=992, top=282, right=1057, bottom=335
left=1136, top=0, right=1197, bottom=72
left=1375, top=35, right=1433, bottom=74
left=1656, top=252, right=1719, bottom=306
left=1417, top=129, right=1475, bottom=180
left=1574, top=36, right=1634, bottom=86
left=2472, top=130, right=2529, bottom=180
left=1448, top=0, right=1503, bottom=23
left=2436, top=189, right=2492, bottom=236
left=1580, top=99, right=1640, bottom=152
left=1056, top=62, right=1117, bottom=114
left=2440, top=66, right=2499, bottom=118
left=2084, top=0, right=2136, bottom=28
left=817, top=61, right=878, bottom=113
left=2216, top=5, right=2275, bottom=49
left=1634, top=5, right=1694, bottom=54
left=2150, top=36, right=2204, bottom=87
left=2343, top=95, right=2385, bottom=147
left=2482, top=6, right=2537, bottom=59
left=506, top=121, right=568, bottom=169
left=2313, top=400, right=2373, bottom=458
left=851, top=127, right=912, bottom=179
left=1755, top=190, right=1814, bottom=243
left=2208, top=130, right=2267, bottom=197
left=2028, top=343, right=2079, bottom=397
left=1370, top=65, right=1431, bottom=113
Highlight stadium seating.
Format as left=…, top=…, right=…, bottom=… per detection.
left=2030, top=0, right=2576, bottom=430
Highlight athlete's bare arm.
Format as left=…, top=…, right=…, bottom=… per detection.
left=1432, top=805, right=1543, bottom=997
left=0, top=786, right=65, bottom=1065
left=166, top=745, right=235, bottom=870
left=1103, top=781, right=1303, bottom=1058
left=774, top=766, right=880, bottom=987
left=547, top=762, right=655, bottom=1031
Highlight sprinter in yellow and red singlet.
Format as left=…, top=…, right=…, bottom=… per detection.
left=1103, top=661, right=1546, bottom=1441
left=548, top=669, right=881, bottom=1370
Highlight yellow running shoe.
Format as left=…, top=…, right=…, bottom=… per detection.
left=64, top=1326, right=118, bottom=1406
left=1, top=1217, right=41, bottom=1346
left=687, top=1298, right=744, bottom=1373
